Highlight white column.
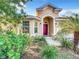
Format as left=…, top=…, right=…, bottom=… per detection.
left=53, top=17, right=56, bottom=35
left=41, top=18, right=44, bottom=36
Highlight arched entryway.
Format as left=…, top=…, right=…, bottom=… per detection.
left=43, top=16, right=53, bottom=36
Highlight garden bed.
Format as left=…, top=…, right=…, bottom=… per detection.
left=22, top=45, right=79, bottom=59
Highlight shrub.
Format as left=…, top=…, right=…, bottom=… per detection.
left=55, top=32, right=73, bottom=49
left=55, top=31, right=64, bottom=41
left=61, top=38, right=73, bottom=49
left=33, top=36, right=46, bottom=46
left=34, top=35, right=45, bottom=43
left=33, top=35, right=46, bottom=46
left=41, top=45, right=58, bottom=59
left=0, top=31, right=31, bottom=59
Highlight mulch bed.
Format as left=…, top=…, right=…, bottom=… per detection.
left=22, top=45, right=79, bottom=59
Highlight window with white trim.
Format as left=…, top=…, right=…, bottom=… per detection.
left=34, top=21, right=38, bottom=33
left=22, top=21, right=29, bottom=33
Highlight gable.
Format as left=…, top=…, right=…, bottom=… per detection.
left=36, top=3, right=58, bottom=11
left=43, top=5, right=54, bottom=11
left=36, top=4, right=62, bottom=17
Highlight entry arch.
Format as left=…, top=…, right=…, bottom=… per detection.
left=43, top=16, right=54, bottom=36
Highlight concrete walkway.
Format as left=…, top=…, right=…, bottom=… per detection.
left=45, top=37, right=61, bottom=46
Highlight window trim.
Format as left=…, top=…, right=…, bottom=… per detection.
left=34, top=21, right=38, bottom=33
left=22, top=21, right=29, bottom=33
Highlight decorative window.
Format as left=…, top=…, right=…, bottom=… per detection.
left=34, top=21, right=38, bottom=33
left=22, top=21, right=29, bottom=33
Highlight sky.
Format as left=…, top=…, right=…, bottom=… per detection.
left=24, top=0, right=79, bottom=16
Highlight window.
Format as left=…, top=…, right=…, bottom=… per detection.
left=22, top=21, right=29, bottom=33
left=34, top=21, right=38, bottom=33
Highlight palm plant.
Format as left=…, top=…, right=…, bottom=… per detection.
left=41, top=45, right=58, bottom=59
left=60, top=14, right=79, bottom=51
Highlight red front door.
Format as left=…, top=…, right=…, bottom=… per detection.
left=43, top=24, right=48, bottom=35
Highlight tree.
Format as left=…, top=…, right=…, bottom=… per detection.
left=0, top=0, right=30, bottom=16
left=60, top=14, right=79, bottom=51
left=0, top=0, right=32, bottom=22
left=0, top=0, right=32, bottom=33
left=0, top=1, right=32, bottom=59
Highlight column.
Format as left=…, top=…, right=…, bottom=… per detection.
left=53, top=17, right=56, bottom=35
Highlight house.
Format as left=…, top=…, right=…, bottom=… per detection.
left=21, top=3, right=65, bottom=36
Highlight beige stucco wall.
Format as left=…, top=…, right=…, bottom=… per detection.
left=30, top=20, right=41, bottom=36
left=36, top=6, right=59, bottom=18
left=36, top=6, right=60, bottom=36
left=21, top=19, right=41, bottom=36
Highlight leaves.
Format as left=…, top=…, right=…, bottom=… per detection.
left=0, top=31, right=30, bottom=59
left=0, top=0, right=31, bottom=24
left=60, top=14, right=79, bottom=33
left=7, top=50, right=20, bottom=59
left=0, top=0, right=30, bottom=15
left=0, top=0, right=32, bottom=32
left=0, top=0, right=32, bottom=58
left=41, top=45, right=58, bottom=59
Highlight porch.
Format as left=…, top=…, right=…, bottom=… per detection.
left=43, top=16, right=54, bottom=36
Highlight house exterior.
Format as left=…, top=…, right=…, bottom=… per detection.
left=21, top=4, right=64, bottom=36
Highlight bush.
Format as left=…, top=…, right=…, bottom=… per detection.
left=0, top=31, right=31, bottom=59
left=34, top=36, right=45, bottom=43
left=41, top=45, right=58, bottom=59
left=33, top=35, right=46, bottom=46
left=55, top=31, right=64, bottom=41
left=55, top=32, right=73, bottom=49
left=61, top=38, right=73, bottom=49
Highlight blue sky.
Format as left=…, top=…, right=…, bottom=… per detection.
left=25, top=0, right=79, bottom=16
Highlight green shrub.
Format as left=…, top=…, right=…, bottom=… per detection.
left=55, top=32, right=73, bottom=49
left=0, top=31, right=31, bottom=59
left=55, top=31, right=64, bottom=41
left=61, top=39, right=73, bottom=49
left=41, top=45, right=58, bottom=59
left=33, top=35, right=45, bottom=43
left=32, top=35, right=46, bottom=46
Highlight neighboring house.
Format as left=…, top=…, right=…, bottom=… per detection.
left=21, top=3, right=65, bottom=36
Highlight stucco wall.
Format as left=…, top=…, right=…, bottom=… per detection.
left=30, top=20, right=41, bottom=36
left=36, top=6, right=60, bottom=35
left=36, top=6, right=59, bottom=18
left=29, top=20, right=41, bottom=36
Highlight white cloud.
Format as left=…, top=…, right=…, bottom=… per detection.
left=59, top=9, right=79, bottom=16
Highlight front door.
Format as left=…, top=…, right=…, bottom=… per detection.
left=43, top=24, right=48, bottom=35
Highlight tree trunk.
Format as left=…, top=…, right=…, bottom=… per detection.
left=74, top=31, right=79, bottom=51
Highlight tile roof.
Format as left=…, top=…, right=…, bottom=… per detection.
left=36, top=3, right=62, bottom=11
left=26, top=15, right=40, bottom=21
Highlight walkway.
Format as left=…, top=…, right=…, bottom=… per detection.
left=45, top=37, right=61, bottom=46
